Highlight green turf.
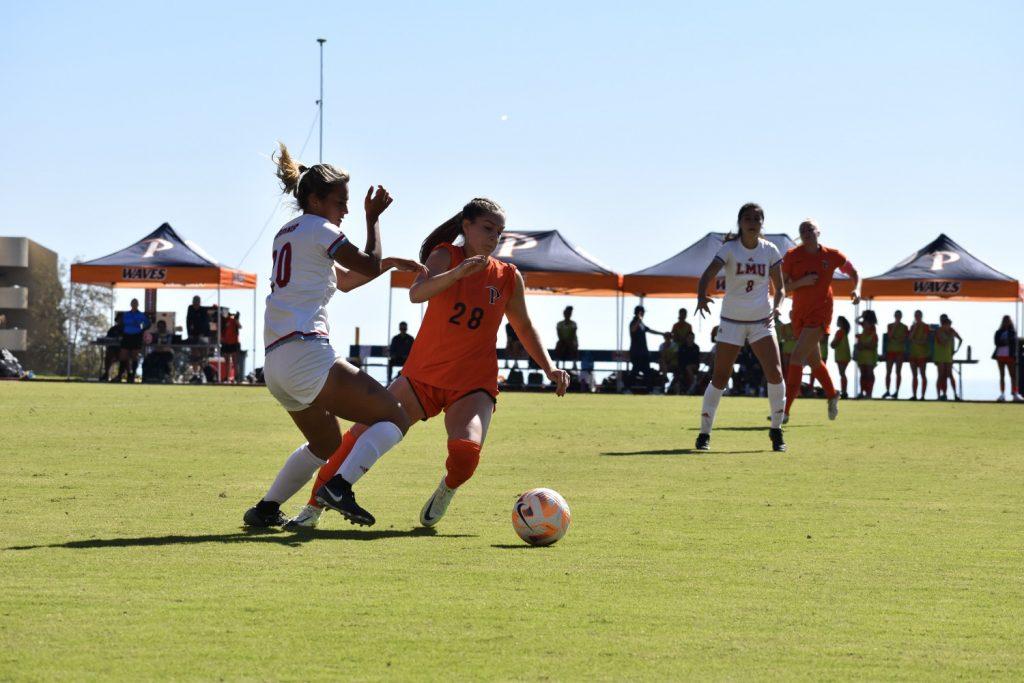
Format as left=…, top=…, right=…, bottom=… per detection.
left=2, top=383, right=1022, bottom=680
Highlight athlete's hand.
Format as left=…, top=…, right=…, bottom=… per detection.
left=547, top=368, right=570, bottom=396
left=801, top=273, right=819, bottom=287
left=365, top=185, right=394, bottom=219
left=383, top=257, right=428, bottom=277
left=696, top=295, right=715, bottom=318
left=455, top=255, right=489, bottom=279
left=850, top=291, right=861, bottom=305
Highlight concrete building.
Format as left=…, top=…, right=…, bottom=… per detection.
left=0, top=237, right=60, bottom=367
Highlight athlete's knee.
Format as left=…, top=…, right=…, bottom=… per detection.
left=445, top=439, right=482, bottom=489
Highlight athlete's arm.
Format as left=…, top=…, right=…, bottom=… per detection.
left=839, top=261, right=860, bottom=304
left=332, top=186, right=393, bottom=278
left=953, top=329, right=963, bottom=353
left=770, top=262, right=785, bottom=316
left=696, top=258, right=724, bottom=318
left=335, top=257, right=427, bottom=293
left=408, top=249, right=489, bottom=303
left=505, top=271, right=569, bottom=396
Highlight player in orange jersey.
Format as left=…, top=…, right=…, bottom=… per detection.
left=780, top=220, right=860, bottom=422
left=286, top=198, right=570, bottom=530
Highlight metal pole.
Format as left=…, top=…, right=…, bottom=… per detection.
left=854, top=300, right=861, bottom=396
left=386, top=286, right=393, bottom=348
left=317, top=38, right=326, bottom=163
left=252, top=287, right=258, bottom=376
left=216, top=286, right=222, bottom=386
left=65, top=270, right=74, bottom=379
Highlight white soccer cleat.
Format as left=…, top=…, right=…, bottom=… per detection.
left=828, top=395, right=839, bottom=421
left=420, top=478, right=456, bottom=527
left=283, top=504, right=322, bottom=530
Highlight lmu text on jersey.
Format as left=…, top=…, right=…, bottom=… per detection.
left=735, top=263, right=767, bottom=276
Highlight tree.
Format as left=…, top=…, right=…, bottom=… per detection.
left=59, top=261, right=115, bottom=377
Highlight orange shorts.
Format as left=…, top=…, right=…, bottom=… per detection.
left=404, top=376, right=497, bottom=421
left=791, top=305, right=833, bottom=336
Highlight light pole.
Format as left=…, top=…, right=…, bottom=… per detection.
left=317, top=38, right=326, bottom=163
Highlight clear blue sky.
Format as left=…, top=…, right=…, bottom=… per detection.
left=3, top=1, right=1022, bottom=397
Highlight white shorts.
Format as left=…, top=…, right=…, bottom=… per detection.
left=263, top=337, right=339, bottom=412
left=717, top=317, right=775, bottom=347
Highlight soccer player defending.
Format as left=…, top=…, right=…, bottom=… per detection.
left=694, top=203, right=787, bottom=453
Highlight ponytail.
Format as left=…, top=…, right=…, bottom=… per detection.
left=273, top=141, right=349, bottom=212
left=419, top=197, right=505, bottom=263
left=419, top=212, right=464, bottom=263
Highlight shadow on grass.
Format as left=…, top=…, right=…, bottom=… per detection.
left=491, top=544, right=541, bottom=550
left=601, top=448, right=763, bottom=456
left=683, top=425, right=805, bottom=432
left=6, top=526, right=476, bottom=551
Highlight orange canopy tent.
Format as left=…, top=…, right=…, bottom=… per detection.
left=71, top=223, right=257, bottom=290
left=861, top=234, right=1023, bottom=399
left=862, top=233, right=1022, bottom=302
left=70, top=223, right=259, bottom=375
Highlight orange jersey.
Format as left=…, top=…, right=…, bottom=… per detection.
left=782, top=245, right=848, bottom=315
left=401, top=243, right=518, bottom=394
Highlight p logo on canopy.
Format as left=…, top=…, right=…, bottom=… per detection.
left=141, top=238, right=174, bottom=259
left=494, top=233, right=538, bottom=259
left=929, top=251, right=960, bottom=271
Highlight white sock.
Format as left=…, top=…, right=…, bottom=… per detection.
left=338, top=421, right=404, bottom=485
left=264, top=444, right=326, bottom=504
left=768, top=381, right=786, bottom=429
left=700, top=384, right=725, bottom=434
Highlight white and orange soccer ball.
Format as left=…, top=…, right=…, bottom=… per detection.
left=511, top=488, right=571, bottom=546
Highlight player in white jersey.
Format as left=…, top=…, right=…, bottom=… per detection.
left=244, top=143, right=426, bottom=529
left=694, top=203, right=788, bottom=452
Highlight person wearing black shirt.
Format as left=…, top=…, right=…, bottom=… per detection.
left=628, top=306, right=664, bottom=387
left=186, top=295, right=211, bottom=381
left=99, top=312, right=124, bottom=382
left=505, top=321, right=525, bottom=370
left=388, top=321, right=415, bottom=382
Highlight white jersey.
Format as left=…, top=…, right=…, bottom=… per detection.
left=264, top=213, right=349, bottom=350
left=713, top=238, right=782, bottom=322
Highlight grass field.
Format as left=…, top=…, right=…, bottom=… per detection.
left=2, top=383, right=1023, bottom=680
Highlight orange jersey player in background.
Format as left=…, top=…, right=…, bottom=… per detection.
left=780, top=219, right=860, bottom=422
left=286, top=198, right=570, bottom=530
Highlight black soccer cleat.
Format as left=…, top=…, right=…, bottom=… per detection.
left=315, top=475, right=376, bottom=527
left=769, top=428, right=787, bottom=452
left=694, top=433, right=711, bottom=451
left=243, top=501, right=288, bottom=528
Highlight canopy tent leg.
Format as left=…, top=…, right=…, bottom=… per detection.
left=252, top=287, right=258, bottom=378
left=65, top=268, right=74, bottom=380
left=853, top=300, right=861, bottom=397
left=386, top=286, right=393, bottom=350
left=216, top=286, right=222, bottom=386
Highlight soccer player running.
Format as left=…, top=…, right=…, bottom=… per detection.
left=694, top=203, right=787, bottom=453
left=286, top=198, right=570, bottom=530
left=907, top=310, right=931, bottom=400
left=882, top=310, right=909, bottom=399
left=780, top=220, right=860, bottom=422
left=243, top=143, right=426, bottom=528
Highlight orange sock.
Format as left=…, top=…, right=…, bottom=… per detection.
left=307, top=425, right=366, bottom=506
left=444, top=439, right=482, bottom=489
left=810, top=361, right=837, bottom=398
left=784, top=364, right=803, bottom=414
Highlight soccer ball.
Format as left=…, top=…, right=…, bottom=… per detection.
left=511, top=488, right=571, bottom=546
